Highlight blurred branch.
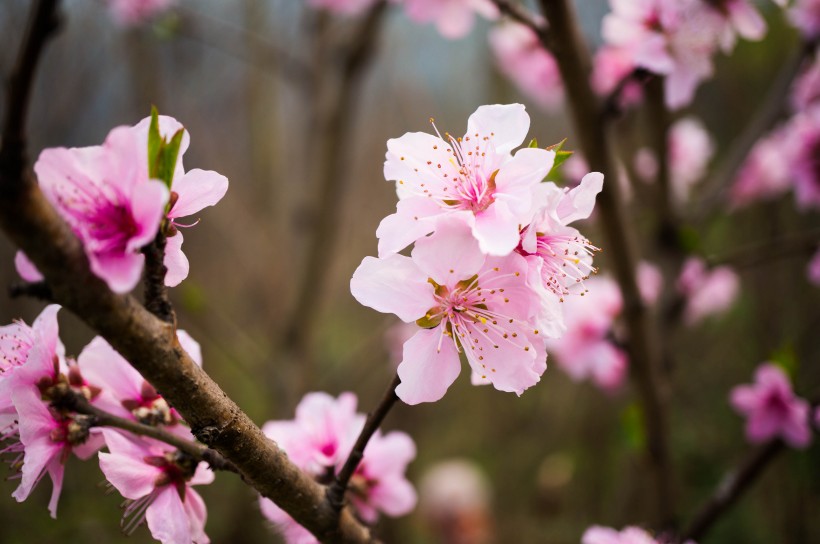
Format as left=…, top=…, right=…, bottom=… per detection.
left=53, top=384, right=239, bottom=473
left=283, top=1, right=388, bottom=371
left=537, top=0, right=675, bottom=527
left=491, top=0, right=548, bottom=40
left=174, top=6, right=313, bottom=86
left=706, top=228, right=820, bottom=270
left=0, top=3, right=375, bottom=542
left=9, top=280, right=53, bottom=301
left=327, top=373, right=401, bottom=509
left=694, top=39, right=817, bottom=222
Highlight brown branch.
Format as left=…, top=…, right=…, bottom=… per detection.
left=142, top=230, right=175, bottom=325
left=0, top=4, right=374, bottom=543
left=9, top=280, right=53, bottom=301
left=491, top=0, right=548, bottom=41
left=601, top=68, right=653, bottom=119
left=327, top=374, right=401, bottom=509
left=537, top=0, right=675, bottom=527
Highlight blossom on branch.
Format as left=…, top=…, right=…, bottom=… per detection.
left=730, top=363, right=811, bottom=448
left=676, top=257, right=740, bottom=325
left=393, top=0, right=499, bottom=39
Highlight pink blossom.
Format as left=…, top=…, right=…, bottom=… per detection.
left=28, top=124, right=169, bottom=293
left=781, top=108, right=820, bottom=210
left=808, top=248, right=820, bottom=286
left=353, top=220, right=549, bottom=404
left=582, top=525, right=660, bottom=544
left=730, top=363, right=811, bottom=448
left=379, top=104, right=556, bottom=257
left=677, top=257, right=740, bottom=325
left=260, top=392, right=416, bottom=542
left=78, top=330, right=201, bottom=431
left=638, top=261, right=664, bottom=306
left=791, top=56, right=820, bottom=113
left=107, top=0, right=175, bottom=26
left=307, top=0, right=378, bottom=16
left=788, top=0, right=820, bottom=38
left=544, top=276, right=627, bottom=392
left=385, top=321, right=418, bottom=367
left=730, top=128, right=791, bottom=208
left=395, top=0, right=498, bottom=39
left=591, top=46, right=645, bottom=107
left=601, top=0, right=723, bottom=109
left=98, top=429, right=214, bottom=543
left=489, top=21, right=563, bottom=111
left=130, top=115, right=229, bottom=287
left=517, top=173, right=603, bottom=300
left=705, top=0, right=767, bottom=52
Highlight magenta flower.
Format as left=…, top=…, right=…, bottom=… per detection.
left=107, top=0, right=176, bottom=26
left=260, top=392, right=416, bottom=542
left=28, top=124, right=170, bottom=293
left=395, top=0, right=498, bottom=39
left=582, top=525, right=660, bottom=544
left=379, top=104, right=556, bottom=257
left=677, top=258, right=740, bottom=325
left=518, top=172, right=603, bottom=300
left=78, top=331, right=201, bottom=432
left=98, top=429, right=214, bottom=543
left=730, top=363, right=812, bottom=448
left=307, top=0, right=378, bottom=16
left=129, top=115, right=229, bottom=287
left=354, top=220, right=549, bottom=404
left=489, top=21, right=564, bottom=111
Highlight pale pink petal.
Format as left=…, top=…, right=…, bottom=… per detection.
left=177, top=329, right=203, bottom=367
left=127, top=179, right=170, bottom=252
left=14, top=251, right=43, bottom=282
left=169, top=169, right=229, bottom=219
left=146, top=486, right=191, bottom=544
left=350, top=254, right=436, bottom=322
left=729, top=385, right=758, bottom=412
left=582, top=526, right=622, bottom=544
left=494, top=147, right=555, bottom=217
left=782, top=401, right=812, bottom=448
left=78, top=336, right=143, bottom=407
left=396, top=328, right=462, bottom=405
left=376, top=197, right=441, bottom=257
left=362, top=432, right=416, bottom=476
left=410, top=218, right=485, bottom=284
left=90, top=249, right=145, bottom=294
left=98, top=432, right=161, bottom=499
left=556, top=172, right=604, bottom=224
left=163, top=232, right=189, bottom=287
left=183, top=488, right=210, bottom=544
left=465, top=103, right=529, bottom=156
left=189, top=462, right=216, bottom=486
left=46, top=457, right=65, bottom=518
left=472, top=203, right=520, bottom=256
left=369, top=476, right=418, bottom=517
left=728, top=1, right=767, bottom=41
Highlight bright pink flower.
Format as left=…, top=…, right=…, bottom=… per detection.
left=395, top=0, right=498, bottom=39
left=788, top=0, right=820, bottom=39
left=99, top=429, right=213, bottom=543
left=307, top=0, right=378, bottom=16
left=808, top=248, right=820, bottom=286
left=730, top=127, right=791, bottom=208
left=260, top=392, right=416, bottom=542
left=28, top=125, right=169, bottom=293
left=602, top=0, right=723, bottom=109
left=730, top=363, right=811, bottom=448
left=379, top=104, right=556, bottom=257
left=353, top=220, right=548, bottom=404
left=107, top=0, right=175, bottom=26
left=677, top=257, right=740, bottom=325
left=517, top=173, right=603, bottom=300
left=544, top=275, right=627, bottom=392
left=130, top=115, right=229, bottom=287
left=792, top=57, right=820, bottom=112
left=78, top=331, right=201, bottom=432
left=489, top=21, right=563, bottom=111
left=583, top=525, right=660, bottom=544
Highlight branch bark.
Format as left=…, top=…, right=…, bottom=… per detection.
left=0, top=3, right=374, bottom=542
left=537, top=0, right=675, bottom=526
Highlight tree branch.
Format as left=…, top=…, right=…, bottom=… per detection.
left=537, top=0, right=675, bottom=527
left=9, top=280, right=53, bottom=301
left=327, top=374, right=401, bottom=509
left=0, top=3, right=374, bottom=542
left=491, top=0, right=548, bottom=41
left=142, top=230, right=175, bottom=325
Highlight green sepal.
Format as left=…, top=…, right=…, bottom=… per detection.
left=528, top=138, right=539, bottom=148
left=147, top=106, right=161, bottom=178
left=544, top=138, right=574, bottom=179
left=147, top=106, right=184, bottom=190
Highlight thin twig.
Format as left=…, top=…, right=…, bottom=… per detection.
left=491, top=0, right=548, bottom=41
left=327, top=374, right=401, bottom=510
left=537, top=0, right=675, bottom=527
left=8, top=280, right=53, bottom=301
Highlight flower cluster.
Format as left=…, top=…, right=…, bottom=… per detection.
left=351, top=104, right=603, bottom=404
left=0, top=305, right=213, bottom=543
left=16, top=112, right=228, bottom=293
left=259, top=392, right=416, bottom=542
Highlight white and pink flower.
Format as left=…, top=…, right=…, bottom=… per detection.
left=379, top=104, right=556, bottom=257
left=730, top=363, right=812, bottom=448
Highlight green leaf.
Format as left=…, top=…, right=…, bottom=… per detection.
left=147, top=106, right=161, bottom=178
left=528, top=138, right=539, bottom=148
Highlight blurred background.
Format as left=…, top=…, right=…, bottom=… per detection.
left=1, top=0, right=819, bottom=542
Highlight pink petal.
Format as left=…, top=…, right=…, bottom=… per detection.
left=472, top=203, right=520, bottom=256
left=46, top=457, right=65, bottom=518
left=581, top=526, right=622, bottom=544
left=127, top=179, right=170, bottom=252
left=383, top=132, right=458, bottom=190
left=728, top=1, right=766, bottom=41
left=395, top=328, right=462, bottom=405
left=169, top=169, right=229, bottom=219
left=376, top=197, right=441, bottom=257
left=177, top=329, right=202, bottom=367
left=410, top=218, right=484, bottom=285
left=350, top=254, right=436, bottom=322
left=183, top=488, right=210, bottom=543
left=14, top=251, right=43, bottom=282
left=89, top=248, right=145, bottom=294
left=189, top=462, right=216, bottom=486
left=146, top=486, right=191, bottom=544
left=163, top=232, right=189, bottom=287
left=465, top=103, right=529, bottom=156
left=556, top=172, right=604, bottom=224
left=78, top=337, right=143, bottom=409
left=494, top=147, right=555, bottom=217
left=98, top=431, right=161, bottom=499
left=369, top=476, right=418, bottom=517
left=729, top=385, right=759, bottom=413
left=362, top=431, right=416, bottom=477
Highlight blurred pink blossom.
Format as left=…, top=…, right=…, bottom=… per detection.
left=782, top=108, right=820, bottom=210
left=707, top=0, right=767, bottom=52
left=583, top=525, right=660, bottom=544
left=808, top=248, right=820, bottom=286
left=489, top=21, right=563, bottom=111
left=788, top=0, right=820, bottom=38
left=676, top=257, right=740, bottom=325
left=307, top=0, right=379, bottom=16
left=379, top=104, right=555, bottom=257
left=99, top=429, right=214, bottom=543
left=107, top=0, right=175, bottom=26
left=791, top=57, right=820, bottom=112
left=730, top=363, right=811, bottom=448
left=591, top=46, right=645, bottom=107
left=730, top=128, right=791, bottom=207
left=394, top=0, right=498, bottom=39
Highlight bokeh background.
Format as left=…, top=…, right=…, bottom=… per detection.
left=1, top=0, right=819, bottom=542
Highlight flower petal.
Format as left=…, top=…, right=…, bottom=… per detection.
left=146, top=486, right=191, bottom=544
left=411, top=218, right=484, bottom=285
left=350, top=254, right=436, bottom=322
left=14, top=251, right=44, bottom=282
left=163, top=232, right=190, bottom=287
left=465, top=104, right=529, bottom=156
left=169, top=169, right=229, bottom=219
left=396, top=328, right=461, bottom=405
